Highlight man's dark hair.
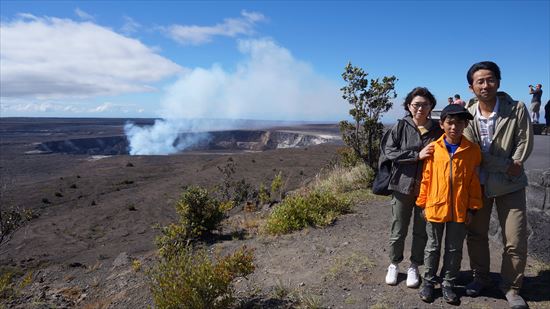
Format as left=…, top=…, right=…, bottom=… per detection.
left=454, top=94, right=461, bottom=99
left=467, top=61, right=501, bottom=85
left=403, top=87, right=437, bottom=115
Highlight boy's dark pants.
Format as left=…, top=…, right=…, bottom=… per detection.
left=423, top=221, right=466, bottom=287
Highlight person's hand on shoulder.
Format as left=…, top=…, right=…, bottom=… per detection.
left=418, top=143, right=435, bottom=160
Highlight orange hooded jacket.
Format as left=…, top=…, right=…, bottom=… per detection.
left=415, top=135, right=482, bottom=223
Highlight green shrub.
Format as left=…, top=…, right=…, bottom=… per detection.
left=156, top=186, right=224, bottom=257
left=336, top=147, right=361, bottom=167
left=233, top=178, right=253, bottom=204
left=217, top=161, right=236, bottom=201
left=0, top=266, right=24, bottom=301
left=311, top=164, right=374, bottom=194
left=264, top=190, right=351, bottom=235
left=149, top=245, right=254, bottom=309
left=215, top=161, right=256, bottom=205
left=270, top=171, right=284, bottom=201
left=0, top=268, right=16, bottom=301
left=258, top=183, right=270, bottom=205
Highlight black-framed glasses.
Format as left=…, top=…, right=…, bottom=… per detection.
left=410, top=103, right=431, bottom=109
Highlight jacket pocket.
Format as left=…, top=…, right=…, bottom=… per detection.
left=425, top=201, right=448, bottom=222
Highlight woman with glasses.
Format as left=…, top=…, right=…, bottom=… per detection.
left=382, top=87, right=443, bottom=288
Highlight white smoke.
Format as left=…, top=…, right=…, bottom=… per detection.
left=125, top=38, right=347, bottom=155
left=124, top=120, right=199, bottom=155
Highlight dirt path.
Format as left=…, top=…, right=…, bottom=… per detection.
left=223, top=196, right=550, bottom=309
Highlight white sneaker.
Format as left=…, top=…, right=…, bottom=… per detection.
left=385, top=264, right=398, bottom=285
left=406, top=264, right=420, bottom=288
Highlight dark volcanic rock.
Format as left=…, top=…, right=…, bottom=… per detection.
left=489, top=168, right=550, bottom=263
left=38, top=136, right=129, bottom=155
left=526, top=169, right=550, bottom=263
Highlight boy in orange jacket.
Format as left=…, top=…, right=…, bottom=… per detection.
left=416, top=104, right=482, bottom=303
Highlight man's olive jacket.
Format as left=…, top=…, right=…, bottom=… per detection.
left=463, top=92, right=534, bottom=198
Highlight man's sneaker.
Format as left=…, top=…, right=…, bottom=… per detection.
left=465, top=279, right=488, bottom=297
left=385, top=264, right=398, bottom=285
left=442, top=286, right=458, bottom=304
left=504, top=289, right=528, bottom=309
left=406, top=264, right=420, bottom=288
left=419, top=282, right=434, bottom=302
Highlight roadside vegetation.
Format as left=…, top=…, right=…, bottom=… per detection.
left=263, top=144, right=375, bottom=236
left=150, top=185, right=254, bottom=308
left=264, top=190, right=352, bottom=235
left=155, top=186, right=226, bottom=257
left=310, top=163, right=374, bottom=196
left=148, top=245, right=254, bottom=309
left=0, top=266, right=32, bottom=304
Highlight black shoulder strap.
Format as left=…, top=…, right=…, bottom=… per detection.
left=390, top=119, right=405, bottom=151
left=379, top=119, right=404, bottom=167
left=395, top=119, right=405, bottom=141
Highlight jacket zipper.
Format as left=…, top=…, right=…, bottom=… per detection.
left=448, top=151, right=454, bottom=222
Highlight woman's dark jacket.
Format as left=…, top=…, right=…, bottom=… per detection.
left=382, top=116, right=443, bottom=196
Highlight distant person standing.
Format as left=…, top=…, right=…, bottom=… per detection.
left=529, top=84, right=543, bottom=123
left=453, top=94, right=466, bottom=107
left=448, top=97, right=454, bottom=105
left=544, top=100, right=550, bottom=134
left=463, top=61, right=533, bottom=309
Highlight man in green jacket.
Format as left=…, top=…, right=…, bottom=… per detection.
left=463, top=61, right=534, bottom=309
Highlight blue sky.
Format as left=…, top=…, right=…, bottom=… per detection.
left=1, top=0, right=549, bottom=123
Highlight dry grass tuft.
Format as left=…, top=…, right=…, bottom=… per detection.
left=310, top=164, right=374, bottom=194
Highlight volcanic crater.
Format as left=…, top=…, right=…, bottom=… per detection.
left=35, top=129, right=340, bottom=155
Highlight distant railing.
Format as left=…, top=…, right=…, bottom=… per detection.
left=430, top=109, right=441, bottom=120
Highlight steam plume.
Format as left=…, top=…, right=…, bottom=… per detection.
left=125, top=38, right=346, bottom=155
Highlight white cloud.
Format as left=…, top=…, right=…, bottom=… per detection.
left=89, top=102, right=113, bottom=113
left=241, top=10, right=265, bottom=22
left=0, top=98, right=144, bottom=116
left=0, top=15, right=182, bottom=100
left=88, top=101, right=141, bottom=113
left=75, top=8, right=94, bottom=21
left=121, top=16, right=140, bottom=34
left=16, top=13, right=39, bottom=21
left=0, top=100, right=83, bottom=113
left=167, top=10, right=266, bottom=45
